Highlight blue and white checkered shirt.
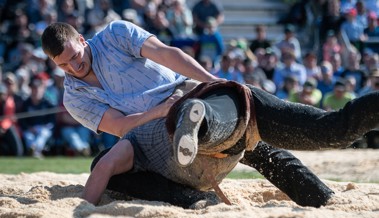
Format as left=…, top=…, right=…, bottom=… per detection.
left=63, top=20, right=187, bottom=133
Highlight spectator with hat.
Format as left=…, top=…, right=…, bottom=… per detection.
left=259, top=47, right=280, bottom=80
left=340, top=7, right=366, bottom=52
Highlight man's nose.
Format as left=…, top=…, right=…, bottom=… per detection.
left=69, top=60, right=80, bottom=71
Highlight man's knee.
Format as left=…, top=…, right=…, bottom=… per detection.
left=90, top=148, right=111, bottom=171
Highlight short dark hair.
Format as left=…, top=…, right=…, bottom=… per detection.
left=41, top=22, right=79, bottom=59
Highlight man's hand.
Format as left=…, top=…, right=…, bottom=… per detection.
left=208, top=77, right=227, bottom=82
left=155, top=93, right=182, bottom=117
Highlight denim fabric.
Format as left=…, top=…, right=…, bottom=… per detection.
left=61, top=126, right=91, bottom=151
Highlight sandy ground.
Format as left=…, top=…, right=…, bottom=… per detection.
left=1, top=149, right=379, bottom=218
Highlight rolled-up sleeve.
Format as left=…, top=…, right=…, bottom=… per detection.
left=63, top=88, right=109, bottom=134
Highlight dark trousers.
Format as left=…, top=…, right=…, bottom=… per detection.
left=249, top=85, right=379, bottom=150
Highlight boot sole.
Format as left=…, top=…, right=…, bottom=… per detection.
left=174, top=100, right=205, bottom=167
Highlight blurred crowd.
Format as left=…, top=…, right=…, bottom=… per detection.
left=0, top=0, right=378, bottom=158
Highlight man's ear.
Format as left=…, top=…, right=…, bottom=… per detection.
left=78, top=34, right=86, bottom=46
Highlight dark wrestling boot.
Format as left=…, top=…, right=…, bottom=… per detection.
left=91, top=148, right=220, bottom=208
left=240, top=141, right=334, bottom=208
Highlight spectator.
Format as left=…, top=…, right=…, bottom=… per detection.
left=277, top=0, right=308, bottom=28
left=288, top=78, right=323, bottom=107
left=364, top=12, right=379, bottom=37
left=330, top=52, right=345, bottom=77
left=198, top=55, right=214, bottom=74
left=355, top=0, right=368, bottom=28
left=122, top=8, right=143, bottom=26
left=0, top=83, right=24, bottom=156
left=192, top=0, right=224, bottom=35
left=359, top=68, right=379, bottom=96
left=273, top=49, right=307, bottom=88
left=18, top=77, right=55, bottom=158
left=4, top=11, right=37, bottom=70
left=340, top=8, right=366, bottom=52
left=57, top=0, right=79, bottom=23
left=35, top=10, right=58, bottom=39
left=214, top=54, right=244, bottom=83
left=249, top=25, right=272, bottom=54
left=112, top=0, right=131, bottom=17
left=54, top=68, right=91, bottom=156
left=275, top=24, right=302, bottom=61
left=165, top=0, right=194, bottom=38
left=361, top=49, right=379, bottom=72
left=275, top=75, right=300, bottom=100
left=11, top=42, right=41, bottom=74
left=340, top=48, right=368, bottom=92
left=86, top=0, right=121, bottom=38
left=27, top=0, right=55, bottom=25
left=322, top=30, right=342, bottom=62
left=243, top=58, right=267, bottom=87
left=345, top=75, right=359, bottom=97
left=197, top=17, right=224, bottom=67
left=322, top=79, right=355, bottom=111
left=143, top=2, right=173, bottom=44
left=303, top=51, right=321, bottom=80
left=154, top=7, right=174, bottom=44
left=317, top=61, right=337, bottom=96
left=15, top=68, right=32, bottom=101
left=319, top=0, right=345, bottom=45
left=3, top=72, right=24, bottom=114
left=65, top=11, right=85, bottom=34
left=259, top=47, right=280, bottom=80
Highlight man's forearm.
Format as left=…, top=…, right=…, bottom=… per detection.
left=82, top=167, right=111, bottom=205
left=170, top=50, right=219, bottom=82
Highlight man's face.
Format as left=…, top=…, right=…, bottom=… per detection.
left=52, top=35, right=91, bottom=79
